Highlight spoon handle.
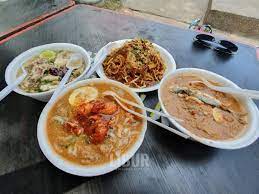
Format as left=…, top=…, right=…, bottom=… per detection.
left=211, top=87, right=259, bottom=100
left=49, top=68, right=73, bottom=104
left=0, top=74, right=26, bottom=101
left=239, top=88, right=259, bottom=100
left=85, top=53, right=106, bottom=78
left=112, top=93, right=189, bottom=139
left=200, top=77, right=259, bottom=100
left=85, top=42, right=115, bottom=78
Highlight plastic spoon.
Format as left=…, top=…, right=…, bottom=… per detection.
left=103, top=90, right=183, bottom=122
left=48, top=53, right=82, bottom=104
left=103, top=91, right=189, bottom=139
left=195, top=77, right=259, bottom=100
left=85, top=42, right=117, bottom=78
left=0, top=66, right=27, bottom=101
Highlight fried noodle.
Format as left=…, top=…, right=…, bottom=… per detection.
left=103, top=39, right=166, bottom=88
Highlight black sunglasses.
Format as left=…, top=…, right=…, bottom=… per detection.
left=193, top=34, right=238, bottom=54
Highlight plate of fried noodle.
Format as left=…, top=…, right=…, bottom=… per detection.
left=96, top=39, right=176, bottom=92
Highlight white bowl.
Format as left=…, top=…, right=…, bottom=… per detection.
left=158, top=68, right=259, bottom=149
left=96, top=39, right=176, bottom=93
left=5, top=43, right=91, bottom=102
left=37, top=78, right=147, bottom=176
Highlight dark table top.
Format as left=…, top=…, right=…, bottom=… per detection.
left=0, top=5, right=259, bottom=194
left=0, top=0, right=73, bottom=39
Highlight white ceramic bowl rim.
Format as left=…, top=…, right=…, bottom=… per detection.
left=158, top=68, right=259, bottom=149
left=96, top=39, right=176, bottom=93
left=37, top=78, right=147, bottom=176
left=5, top=43, right=91, bottom=97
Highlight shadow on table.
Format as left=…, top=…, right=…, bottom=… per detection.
left=0, top=159, right=125, bottom=194
left=0, top=160, right=88, bottom=194
left=148, top=122, right=218, bottom=163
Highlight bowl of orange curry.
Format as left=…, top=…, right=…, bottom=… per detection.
left=158, top=68, right=259, bottom=149
left=37, top=78, right=147, bottom=176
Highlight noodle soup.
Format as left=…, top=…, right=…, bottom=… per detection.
left=46, top=81, right=145, bottom=166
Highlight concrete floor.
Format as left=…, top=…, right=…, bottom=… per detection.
left=205, top=0, right=259, bottom=40
left=211, top=0, right=259, bottom=19
left=122, top=0, right=209, bottom=23
left=119, top=8, right=259, bottom=47
left=122, top=0, right=259, bottom=22
left=97, top=0, right=259, bottom=46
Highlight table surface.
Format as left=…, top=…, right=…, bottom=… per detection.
left=0, top=5, right=259, bottom=194
left=0, top=0, right=73, bottom=38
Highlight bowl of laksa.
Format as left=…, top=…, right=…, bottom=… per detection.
left=37, top=79, right=147, bottom=176
left=158, top=68, right=259, bottom=149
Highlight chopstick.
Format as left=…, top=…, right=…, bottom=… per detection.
left=103, top=91, right=183, bottom=123
left=103, top=91, right=189, bottom=139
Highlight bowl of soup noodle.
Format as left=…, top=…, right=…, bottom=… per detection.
left=158, top=68, right=259, bottom=149
left=37, top=78, right=147, bottom=176
left=5, top=43, right=90, bottom=102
